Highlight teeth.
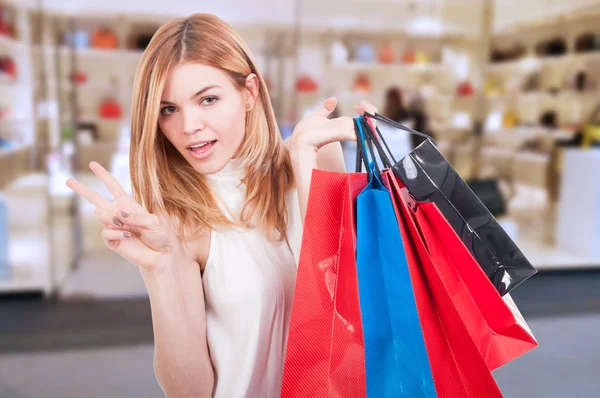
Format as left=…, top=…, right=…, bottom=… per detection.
left=189, top=142, right=211, bottom=150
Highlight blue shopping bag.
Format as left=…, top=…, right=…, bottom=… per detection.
left=354, top=115, right=436, bottom=397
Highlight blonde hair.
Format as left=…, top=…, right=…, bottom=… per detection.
left=129, top=13, right=294, bottom=243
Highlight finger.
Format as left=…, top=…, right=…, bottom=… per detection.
left=89, top=161, right=128, bottom=199
left=360, top=100, right=378, bottom=115
left=360, top=100, right=378, bottom=130
left=93, top=208, right=135, bottom=231
left=310, top=97, right=337, bottom=118
left=66, top=178, right=111, bottom=208
left=331, top=116, right=354, bottom=132
left=322, top=117, right=356, bottom=143
left=116, top=209, right=159, bottom=230
left=101, top=228, right=132, bottom=242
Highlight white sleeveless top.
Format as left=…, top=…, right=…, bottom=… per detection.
left=202, top=158, right=302, bottom=397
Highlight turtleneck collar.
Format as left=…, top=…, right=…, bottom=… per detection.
left=204, top=158, right=245, bottom=183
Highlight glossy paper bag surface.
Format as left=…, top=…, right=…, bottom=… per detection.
left=392, top=139, right=537, bottom=296
left=415, top=194, right=538, bottom=370
left=354, top=118, right=436, bottom=398
left=383, top=170, right=504, bottom=397
left=281, top=170, right=367, bottom=398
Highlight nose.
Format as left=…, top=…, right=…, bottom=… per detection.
left=183, top=108, right=205, bottom=135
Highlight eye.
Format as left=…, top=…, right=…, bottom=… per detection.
left=160, top=106, right=177, bottom=115
left=201, top=96, right=219, bottom=106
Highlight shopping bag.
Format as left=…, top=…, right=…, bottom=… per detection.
left=415, top=203, right=538, bottom=370
left=364, top=112, right=537, bottom=296
left=281, top=169, right=368, bottom=398
left=354, top=116, right=436, bottom=397
left=360, top=116, right=537, bottom=371
left=382, top=169, right=504, bottom=397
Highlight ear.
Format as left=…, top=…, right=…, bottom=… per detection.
left=244, top=73, right=259, bottom=110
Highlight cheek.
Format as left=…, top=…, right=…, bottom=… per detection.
left=214, top=104, right=247, bottom=143
left=158, top=117, right=181, bottom=145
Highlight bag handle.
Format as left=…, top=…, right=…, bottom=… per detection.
left=363, top=112, right=437, bottom=165
left=354, top=116, right=382, bottom=180
left=355, top=115, right=394, bottom=178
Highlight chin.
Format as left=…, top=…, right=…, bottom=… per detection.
left=186, top=149, right=232, bottom=175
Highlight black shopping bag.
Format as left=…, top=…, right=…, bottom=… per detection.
left=363, top=112, right=537, bottom=296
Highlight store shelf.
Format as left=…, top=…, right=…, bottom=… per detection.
left=0, top=34, right=25, bottom=50
left=514, top=231, right=600, bottom=271
left=328, top=62, right=450, bottom=73
left=486, top=90, right=600, bottom=102
left=0, top=143, right=33, bottom=155
left=39, top=46, right=142, bottom=62
left=0, top=173, right=52, bottom=296
left=0, top=263, right=49, bottom=294
left=489, top=51, right=600, bottom=73
left=64, top=82, right=120, bottom=92
left=122, top=49, right=144, bottom=61
left=0, top=80, right=27, bottom=88
left=0, top=117, right=33, bottom=126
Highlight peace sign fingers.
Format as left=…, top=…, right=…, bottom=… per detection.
left=66, top=177, right=111, bottom=209
left=89, top=161, right=128, bottom=200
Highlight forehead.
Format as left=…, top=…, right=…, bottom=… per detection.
left=161, top=62, right=234, bottom=101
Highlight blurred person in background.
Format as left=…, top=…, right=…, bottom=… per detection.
left=372, top=86, right=414, bottom=159
left=407, top=91, right=432, bottom=149
left=383, top=86, right=410, bottom=124
left=65, top=12, right=373, bottom=398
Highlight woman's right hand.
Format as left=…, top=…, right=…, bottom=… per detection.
left=66, top=161, right=184, bottom=274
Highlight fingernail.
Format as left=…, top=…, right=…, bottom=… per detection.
left=124, top=231, right=131, bottom=238
left=113, top=218, right=124, bottom=227
left=120, top=211, right=129, bottom=218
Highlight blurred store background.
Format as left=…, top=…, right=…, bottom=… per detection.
left=0, top=0, right=599, bottom=396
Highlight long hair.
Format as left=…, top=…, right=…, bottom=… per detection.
left=129, top=13, right=294, bottom=243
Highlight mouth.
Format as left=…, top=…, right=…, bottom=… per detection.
left=187, top=140, right=217, bottom=160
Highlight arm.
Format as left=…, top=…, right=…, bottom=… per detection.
left=140, top=257, right=214, bottom=398
left=288, top=97, right=373, bottom=224
left=66, top=163, right=214, bottom=397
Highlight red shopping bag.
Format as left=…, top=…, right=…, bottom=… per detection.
left=414, top=201, right=538, bottom=370
left=382, top=165, right=537, bottom=371
left=383, top=170, right=503, bottom=397
left=281, top=170, right=367, bottom=398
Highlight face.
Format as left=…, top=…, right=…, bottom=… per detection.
left=159, top=62, right=257, bottom=175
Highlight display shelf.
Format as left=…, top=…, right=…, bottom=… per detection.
left=50, top=81, right=120, bottom=92
left=0, top=34, right=25, bottom=50
left=516, top=239, right=600, bottom=271
left=327, top=62, right=450, bottom=73
left=122, top=49, right=144, bottom=61
left=0, top=117, right=33, bottom=125
left=486, top=90, right=600, bottom=102
left=0, top=260, right=50, bottom=294
left=0, top=143, right=33, bottom=155
left=489, top=51, right=600, bottom=73
left=0, top=173, right=52, bottom=296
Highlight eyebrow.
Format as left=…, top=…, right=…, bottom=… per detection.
left=160, top=84, right=221, bottom=105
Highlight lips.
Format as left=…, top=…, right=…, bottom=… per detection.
left=187, top=140, right=216, bottom=150
left=187, top=140, right=217, bottom=160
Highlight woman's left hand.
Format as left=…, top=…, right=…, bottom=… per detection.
left=289, top=97, right=355, bottom=154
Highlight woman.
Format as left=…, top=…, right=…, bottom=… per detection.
left=66, top=13, right=375, bottom=397
left=383, top=86, right=409, bottom=124
left=375, top=86, right=414, bottom=160
left=407, top=91, right=432, bottom=149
